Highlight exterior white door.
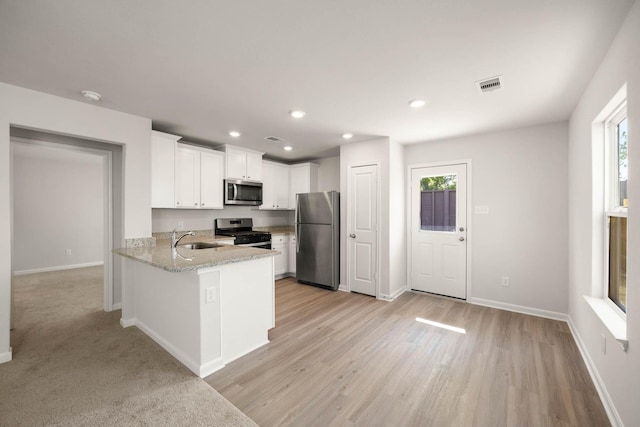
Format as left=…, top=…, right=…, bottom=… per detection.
left=348, top=164, right=378, bottom=296
left=410, top=164, right=467, bottom=299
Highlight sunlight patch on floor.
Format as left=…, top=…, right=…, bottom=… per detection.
left=416, top=317, right=466, bottom=334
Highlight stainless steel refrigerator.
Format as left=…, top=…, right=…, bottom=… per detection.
left=295, top=191, right=340, bottom=290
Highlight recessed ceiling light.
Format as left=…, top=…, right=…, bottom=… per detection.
left=229, top=131, right=241, bottom=137
left=289, top=110, right=306, bottom=119
left=81, top=90, right=102, bottom=102
left=342, top=133, right=354, bottom=139
left=408, top=98, right=426, bottom=108
left=283, top=146, right=293, bottom=151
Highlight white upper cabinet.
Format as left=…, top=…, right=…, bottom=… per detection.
left=261, top=161, right=290, bottom=210
left=151, top=131, right=181, bottom=208
left=199, top=150, right=224, bottom=209
left=289, top=163, right=318, bottom=208
left=175, top=145, right=200, bottom=208
left=224, top=145, right=263, bottom=181
left=175, top=143, right=224, bottom=209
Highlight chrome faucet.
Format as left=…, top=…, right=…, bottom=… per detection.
left=171, top=228, right=195, bottom=248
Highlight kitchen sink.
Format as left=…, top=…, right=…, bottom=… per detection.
left=179, top=242, right=225, bottom=250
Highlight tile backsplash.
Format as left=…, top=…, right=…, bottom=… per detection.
left=152, top=206, right=294, bottom=233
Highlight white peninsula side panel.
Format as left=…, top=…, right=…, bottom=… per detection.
left=120, top=256, right=274, bottom=378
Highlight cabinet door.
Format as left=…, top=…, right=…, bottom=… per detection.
left=289, top=166, right=309, bottom=208
left=273, top=164, right=290, bottom=209
left=289, top=237, right=296, bottom=275
left=289, top=164, right=318, bottom=208
left=151, top=131, right=179, bottom=208
left=226, top=148, right=247, bottom=179
left=273, top=243, right=288, bottom=276
left=175, top=146, right=200, bottom=208
left=245, top=151, right=263, bottom=181
left=260, top=162, right=276, bottom=210
left=200, top=150, right=224, bottom=209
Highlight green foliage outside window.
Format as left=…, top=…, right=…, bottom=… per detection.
left=420, top=175, right=457, bottom=191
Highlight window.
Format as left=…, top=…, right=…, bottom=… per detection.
left=605, top=104, right=628, bottom=313
left=420, top=174, right=457, bottom=232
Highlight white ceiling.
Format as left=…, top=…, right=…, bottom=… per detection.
left=0, top=0, right=634, bottom=162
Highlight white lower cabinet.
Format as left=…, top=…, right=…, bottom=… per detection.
left=288, top=235, right=296, bottom=276
left=272, top=235, right=289, bottom=277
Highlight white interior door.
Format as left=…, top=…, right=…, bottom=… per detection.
left=348, top=164, right=378, bottom=296
left=410, top=164, right=467, bottom=299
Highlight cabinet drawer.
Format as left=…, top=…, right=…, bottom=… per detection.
left=272, top=235, right=288, bottom=244
left=271, top=235, right=289, bottom=245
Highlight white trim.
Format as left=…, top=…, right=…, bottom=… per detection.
left=346, top=161, right=380, bottom=298
left=378, top=286, right=406, bottom=302
left=199, top=357, right=226, bottom=378
left=468, top=297, right=568, bottom=321
left=134, top=319, right=204, bottom=377
left=584, top=296, right=628, bottom=350
left=13, top=261, right=104, bottom=276
left=120, top=317, right=136, bottom=328
left=567, top=316, right=623, bottom=427
left=0, top=349, right=12, bottom=364
left=10, top=136, right=115, bottom=312
left=406, top=159, right=473, bottom=300
left=112, top=302, right=122, bottom=310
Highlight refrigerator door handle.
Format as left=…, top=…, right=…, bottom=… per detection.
left=296, top=224, right=300, bottom=253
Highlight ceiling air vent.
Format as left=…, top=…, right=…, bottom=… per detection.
left=264, top=136, right=285, bottom=143
left=475, top=75, right=503, bottom=94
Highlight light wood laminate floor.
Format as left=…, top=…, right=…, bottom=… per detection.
left=206, top=278, right=608, bottom=427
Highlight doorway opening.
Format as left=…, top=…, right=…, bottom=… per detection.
left=9, top=127, right=123, bottom=337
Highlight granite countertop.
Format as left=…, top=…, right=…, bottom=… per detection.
left=114, top=237, right=278, bottom=272
left=254, top=225, right=295, bottom=235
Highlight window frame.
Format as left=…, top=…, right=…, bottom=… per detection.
left=603, top=102, right=628, bottom=318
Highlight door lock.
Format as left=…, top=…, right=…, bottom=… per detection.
left=459, top=227, right=465, bottom=232
left=349, top=233, right=356, bottom=238
left=459, top=236, right=465, bottom=241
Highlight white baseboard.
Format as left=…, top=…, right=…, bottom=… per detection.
left=111, top=302, right=122, bottom=310
left=567, top=317, right=623, bottom=427
left=468, top=297, right=568, bottom=321
left=120, top=318, right=136, bottom=328
left=134, top=319, right=203, bottom=378
left=13, top=261, right=104, bottom=276
left=0, top=348, right=12, bottom=364
left=378, top=287, right=406, bottom=302
left=199, top=357, right=225, bottom=378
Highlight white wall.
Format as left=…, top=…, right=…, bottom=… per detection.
left=568, top=2, right=640, bottom=425
left=340, top=137, right=405, bottom=299
left=405, top=122, right=569, bottom=315
left=316, top=156, right=340, bottom=192
left=152, top=207, right=294, bottom=233
left=0, top=82, right=152, bottom=363
left=12, top=142, right=103, bottom=273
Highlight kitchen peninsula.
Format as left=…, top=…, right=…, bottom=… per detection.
left=114, top=238, right=277, bottom=378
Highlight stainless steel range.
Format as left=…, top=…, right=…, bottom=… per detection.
left=214, top=218, right=272, bottom=249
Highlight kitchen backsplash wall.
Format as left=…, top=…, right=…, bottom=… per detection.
left=152, top=206, right=294, bottom=232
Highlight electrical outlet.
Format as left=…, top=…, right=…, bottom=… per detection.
left=65, top=249, right=72, bottom=256
left=501, top=276, right=510, bottom=287
left=205, top=287, right=216, bottom=304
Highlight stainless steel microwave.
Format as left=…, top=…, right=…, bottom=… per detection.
left=224, top=179, right=263, bottom=206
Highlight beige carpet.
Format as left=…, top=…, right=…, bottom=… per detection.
left=0, top=266, right=257, bottom=427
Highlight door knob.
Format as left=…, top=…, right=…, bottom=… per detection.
left=459, top=236, right=465, bottom=241
left=349, top=233, right=356, bottom=238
